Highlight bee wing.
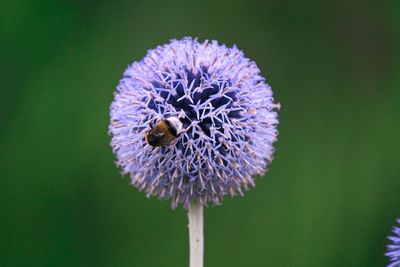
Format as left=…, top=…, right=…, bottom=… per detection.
left=150, top=126, right=165, bottom=137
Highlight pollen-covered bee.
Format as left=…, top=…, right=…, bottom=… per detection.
left=145, top=117, right=183, bottom=147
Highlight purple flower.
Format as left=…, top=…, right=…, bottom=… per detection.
left=386, top=218, right=400, bottom=267
left=109, top=37, right=279, bottom=208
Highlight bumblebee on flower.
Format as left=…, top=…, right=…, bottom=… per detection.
left=145, top=117, right=183, bottom=147
left=109, top=37, right=279, bottom=209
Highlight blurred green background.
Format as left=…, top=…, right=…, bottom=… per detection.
left=1, top=0, right=399, bottom=266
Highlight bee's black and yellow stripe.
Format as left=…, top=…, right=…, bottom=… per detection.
left=164, top=119, right=178, bottom=136
left=145, top=120, right=177, bottom=146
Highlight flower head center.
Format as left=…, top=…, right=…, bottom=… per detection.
left=148, top=66, right=242, bottom=139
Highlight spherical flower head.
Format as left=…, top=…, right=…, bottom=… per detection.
left=386, top=218, right=400, bottom=267
left=109, top=37, right=279, bottom=208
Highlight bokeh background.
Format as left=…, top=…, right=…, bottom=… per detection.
left=1, top=0, right=399, bottom=266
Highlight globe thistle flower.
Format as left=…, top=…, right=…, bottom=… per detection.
left=386, top=218, right=400, bottom=267
left=109, top=37, right=279, bottom=209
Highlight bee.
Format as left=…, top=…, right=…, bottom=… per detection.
left=145, top=117, right=183, bottom=147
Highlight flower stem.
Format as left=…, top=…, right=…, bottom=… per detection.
left=188, top=201, right=204, bottom=267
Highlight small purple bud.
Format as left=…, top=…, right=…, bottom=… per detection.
left=386, top=218, right=400, bottom=267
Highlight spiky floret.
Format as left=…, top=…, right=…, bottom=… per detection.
left=109, top=37, right=279, bottom=208
left=386, top=219, right=400, bottom=267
